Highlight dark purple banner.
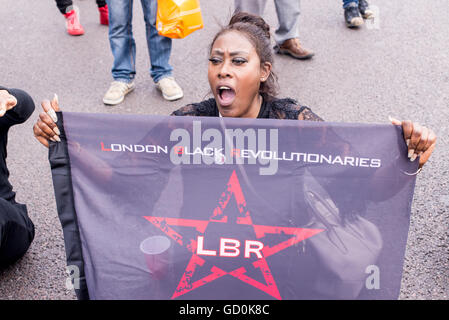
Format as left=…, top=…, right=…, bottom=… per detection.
left=49, top=112, right=418, bottom=300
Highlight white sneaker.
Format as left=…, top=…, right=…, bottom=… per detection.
left=156, top=77, right=183, bottom=101
left=103, top=81, right=135, bottom=105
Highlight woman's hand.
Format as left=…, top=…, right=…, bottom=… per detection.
left=390, top=117, right=436, bottom=168
left=33, top=94, right=61, bottom=148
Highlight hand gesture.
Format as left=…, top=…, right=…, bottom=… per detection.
left=33, top=94, right=61, bottom=148
left=0, top=90, right=18, bottom=117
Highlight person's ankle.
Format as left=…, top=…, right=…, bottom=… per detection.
left=63, top=5, right=74, bottom=15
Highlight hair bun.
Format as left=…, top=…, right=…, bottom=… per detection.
left=229, top=11, right=271, bottom=40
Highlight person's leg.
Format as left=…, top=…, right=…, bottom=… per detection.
left=273, top=0, right=314, bottom=60
left=96, top=0, right=107, bottom=8
left=55, top=0, right=84, bottom=35
left=234, top=0, right=268, bottom=15
left=96, top=0, right=109, bottom=25
left=106, top=0, right=136, bottom=82
left=343, top=0, right=363, bottom=28
left=342, top=0, right=358, bottom=9
left=103, top=0, right=136, bottom=105
left=358, top=0, right=374, bottom=19
left=272, top=0, right=301, bottom=44
left=0, top=200, right=35, bottom=268
left=140, top=0, right=173, bottom=83
left=141, top=0, right=183, bottom=101
left=55, top=0, right=73, bottom=14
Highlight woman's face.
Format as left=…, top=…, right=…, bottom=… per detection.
left=208, top=30, right=271, bottom=118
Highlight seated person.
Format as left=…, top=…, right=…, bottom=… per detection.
left=32, top=11, right=437, bottom=299
left=0, top=86, right=35, bottom=268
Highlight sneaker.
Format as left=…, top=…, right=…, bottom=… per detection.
left=274, top=38, right=314, bottom=60
left=64, top=9, right=84, bottom=36
left=156, top=77, right=184, bottom=101
left=358, top=0, right=374, bottom=19
left=99, top=5, right=109, bottom=26
left=344, top=2, right=364, bottom=28
left=103, top=81, right=135, bottom=105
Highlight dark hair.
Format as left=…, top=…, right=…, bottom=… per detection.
left=210, top=11, right=279, bottom=100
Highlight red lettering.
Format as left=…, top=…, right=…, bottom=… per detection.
left=174, top=146, right=184, bottom=155
left=101, top=142, right=111, bottom=151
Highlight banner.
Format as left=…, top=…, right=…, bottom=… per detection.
left=49, top=112, right=418, bottom=300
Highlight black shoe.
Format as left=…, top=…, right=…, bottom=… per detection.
left=344, top=2, right=364, bottom=28
left=358, top=0, right=374, bottom=19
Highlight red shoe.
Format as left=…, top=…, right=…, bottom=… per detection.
left=99, top=5, right=109, bottom=26
left=64, top=10, right=84, bottom=36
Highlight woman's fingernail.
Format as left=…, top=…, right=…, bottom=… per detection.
left=408, top=149, right=414, bottom=158
left=389, top=116, right=401, bottom=124
left=49, top=137, right=56, bottom=142
left=53, top=93, right=59, bottom=103
left=54, top=135, right=61, bottom=142
left=47, top=108, right=58, bottom=123
left=410, top=153, right=417, bottom=162
left=406, top=139, right=410, bottom=147
left=53, top=127, right=60, bottom=136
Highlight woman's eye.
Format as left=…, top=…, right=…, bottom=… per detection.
left=232, top=58, right=247, bottom=65
left=208, top=58, right=222, bottom=65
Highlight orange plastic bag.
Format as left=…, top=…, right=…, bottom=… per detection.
left=156, top=0, right=204, bottom=39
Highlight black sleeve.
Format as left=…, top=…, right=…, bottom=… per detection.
left=0, top=86, right=35, bottom=128
left=298, top=106, right=324, bottom=121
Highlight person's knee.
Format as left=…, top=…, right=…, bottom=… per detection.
left=0, top=219, right=34, bottom=268
left=108, top=2, right=132, bottom=34
left=0, top=201, right=35, bottom=268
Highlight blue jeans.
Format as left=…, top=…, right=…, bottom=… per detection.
left=106, top=0, right=173, bottom=83
left=343, top=0, right=358, bottom=8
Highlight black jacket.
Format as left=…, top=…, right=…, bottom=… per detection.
left=0, top=86, right=35, bottom=202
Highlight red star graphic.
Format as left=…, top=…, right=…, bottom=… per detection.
left=144, top=170, right=324, bottom=300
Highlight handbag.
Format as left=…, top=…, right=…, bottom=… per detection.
left=156, top=0, right=204, bottom=39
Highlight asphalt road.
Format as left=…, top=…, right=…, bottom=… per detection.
left=0, top=0, right=448, bottom=299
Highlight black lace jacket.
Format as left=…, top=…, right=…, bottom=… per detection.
left=170, top=98, right=323, bottom=121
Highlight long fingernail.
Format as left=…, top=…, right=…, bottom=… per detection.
left=53, top=93, right=59, bottom=103
left=410, top=153, right=417, bottom=162
left=389, top=115, right=401, bottom=123
left=54, top=135, right=61, bottom=142
left=53, top=127, right=60, bottom=136
left=47, top=109, right=58, bottom=123
left=408, top=149, right=414, bottom=158
left=49, top=137, right=56, bottom=142
left=406, top=139, right=410, bottom=147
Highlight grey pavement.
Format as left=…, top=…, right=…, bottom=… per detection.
left=0, top=0, right=448, bottom=299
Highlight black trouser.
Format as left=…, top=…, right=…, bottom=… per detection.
left=55, top=0, right=107, bottom=14
left=0, top=199, right=34, bottom=268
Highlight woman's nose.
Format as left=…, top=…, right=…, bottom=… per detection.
left=218, top=61, right=232, bottom=78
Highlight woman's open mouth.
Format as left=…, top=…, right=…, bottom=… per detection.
left=217, top=86, right=236, bottom=107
